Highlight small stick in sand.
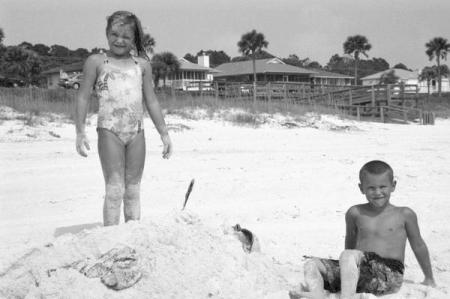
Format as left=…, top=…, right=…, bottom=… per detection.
left=182, top=179, right=195, bottom=210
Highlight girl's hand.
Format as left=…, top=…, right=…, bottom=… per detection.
left=76, top=132, right=90, bottom=157
left=161, top=134, right=172, bottom=159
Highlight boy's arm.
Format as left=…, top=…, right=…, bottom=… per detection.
left=404, top=207, right=436, bottom=286
left=141, top=59, right=172, bottom=159
left=345, top=206, right=358, bottom=249
left=75, top=55, right=98, bottom=156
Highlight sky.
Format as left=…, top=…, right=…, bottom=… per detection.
left=1, top=0, right=450, bottom=70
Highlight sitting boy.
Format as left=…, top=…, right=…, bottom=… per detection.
left=290, top=160, right=435, bottom=299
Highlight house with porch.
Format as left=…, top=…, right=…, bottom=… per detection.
left=162, top=54, right=218, bottom=91
left=213, top=58, right=353, bottom=85
left=361, top=68, right=450, bottom=94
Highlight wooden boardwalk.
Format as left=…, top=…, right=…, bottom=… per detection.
left=170, top=81, right=433, bottom=124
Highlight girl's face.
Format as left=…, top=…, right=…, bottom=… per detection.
left=107, top=22, right=135, bottom=57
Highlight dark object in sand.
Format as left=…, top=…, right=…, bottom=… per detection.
left=182, top=179, right=195, bottom=210
left=74, top=246, right=142, bottom=290
left=233, top=224, right=255, bottom=253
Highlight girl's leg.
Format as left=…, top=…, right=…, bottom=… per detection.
left=339, top=250, right=364, bottom=299
left=124, top=131, right=146, bottom=222
left=98, top=129, right=126, bottom=226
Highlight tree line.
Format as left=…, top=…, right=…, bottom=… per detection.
left=0, top=27, right=449, bottom=95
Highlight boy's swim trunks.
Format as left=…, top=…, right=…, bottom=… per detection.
left=96, top=54, right=144, bottom=145
left=317, top=251, right=404, bottom=295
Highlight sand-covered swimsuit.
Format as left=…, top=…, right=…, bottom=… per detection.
left=317, top=251, right=404, bottom=295
left=96, top=54, right=144, bottom=145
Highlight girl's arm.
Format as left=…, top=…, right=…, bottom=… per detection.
left=141, top=59, right=172, bottom=159
left=75, top=55, right=98, bottom=157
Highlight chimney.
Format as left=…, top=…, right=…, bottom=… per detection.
left=197, top=52, right=210, bottom=68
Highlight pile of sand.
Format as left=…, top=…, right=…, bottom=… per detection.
left=0, top=212, right=294, bottom=298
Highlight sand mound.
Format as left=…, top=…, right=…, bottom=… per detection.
left=0, top=212, right=292, bottom=299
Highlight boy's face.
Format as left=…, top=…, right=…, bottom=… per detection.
left=107, top=22, right=135, bottom=57
left=359, top=171, right=396, bottom=210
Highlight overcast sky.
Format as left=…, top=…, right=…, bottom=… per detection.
left=1, top=0, right=449, bottom=69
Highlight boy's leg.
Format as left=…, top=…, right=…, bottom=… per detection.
left=98, top=129, right=126, bottom=226
left=289, top=258, right=329, bottom=299
left=124, top=131, right=146, bottom=222
left=339, top=250, right=364, bottom=299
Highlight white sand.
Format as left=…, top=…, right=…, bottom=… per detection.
left=0, top=106, right=449, bottom=298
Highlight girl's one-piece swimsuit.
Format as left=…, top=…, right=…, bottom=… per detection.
left=96, top=54, right=144, bottom=145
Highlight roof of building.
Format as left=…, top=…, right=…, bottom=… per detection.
left=179, top=58, right=217, bottom=72
left=361, top=68, right=419, bottom=80
left=214, top=58, right=315, bottom=77
left=42, top=58, right=216, bottom=76
left=42, top=62, right=84, bottom=75
left=310, top=69, right=354, bottom=79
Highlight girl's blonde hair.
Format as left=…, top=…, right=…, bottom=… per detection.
left=106, top=11, right=149, bottom=60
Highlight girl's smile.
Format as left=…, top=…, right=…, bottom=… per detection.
left=107, top=23, right=135, bottom=57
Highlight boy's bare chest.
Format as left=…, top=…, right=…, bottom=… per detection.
left=356, top=214, right=406, bottom=238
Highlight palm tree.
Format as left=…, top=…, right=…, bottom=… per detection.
left=379, top=70, right=399, bottom=85
left=343, top=35, right=372, bottom=85
left=419, top=66, right=437, bottom=96
left=151, top=52, right=180, bottom=88
left=143, top=33, right=155, bottom=55
left=425, top=37, right=450, bottom=96
left=237, top=29, right=269, bottom=101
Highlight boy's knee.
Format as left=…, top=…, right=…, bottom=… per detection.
left=304, top=258, right=324, bottom=274
left=304, top=259, right=319, bottom=271
left=339, top=250, right=363, bottom=266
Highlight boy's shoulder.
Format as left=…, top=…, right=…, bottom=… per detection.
left=346, top=204, right=365, bottom=215
left=396, top=206, right=417, bottom=219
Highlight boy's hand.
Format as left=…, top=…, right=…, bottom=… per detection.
left=422, top=277, right=436, bottom=287
left=76, top=132, right=90, bottom=157
left=161, top=134, right=172, bottom=159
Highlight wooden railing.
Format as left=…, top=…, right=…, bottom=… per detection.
left=0, top=82, right=433, bottom=125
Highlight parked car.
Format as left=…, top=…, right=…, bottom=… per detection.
left=58, top=73, right=83, bottom=89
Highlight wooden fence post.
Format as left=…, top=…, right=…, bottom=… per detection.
left=386, top=84, right=391, bottom=106
left=380, top=106, right=384, bottom=123
left=253, top=82, right=257, bottom=106
left=356, top=106, right=361, bottom=121
left=284, top=84, right=288, bottom=110
left=214, top=81, right=218, bottom=99
left=371, top=85, right=376, bottom=118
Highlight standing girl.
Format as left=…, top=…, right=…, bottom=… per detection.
left=75, top=11, right=172, bottom=226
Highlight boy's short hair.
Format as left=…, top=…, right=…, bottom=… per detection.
left=359, top=160, right=394, bottom=183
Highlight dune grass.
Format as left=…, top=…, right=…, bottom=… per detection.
left=421, top=93, right=450, bottom=118
left=1, top=87, right=448, bottom=127
left=0, top=87, right=337, bottom=126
